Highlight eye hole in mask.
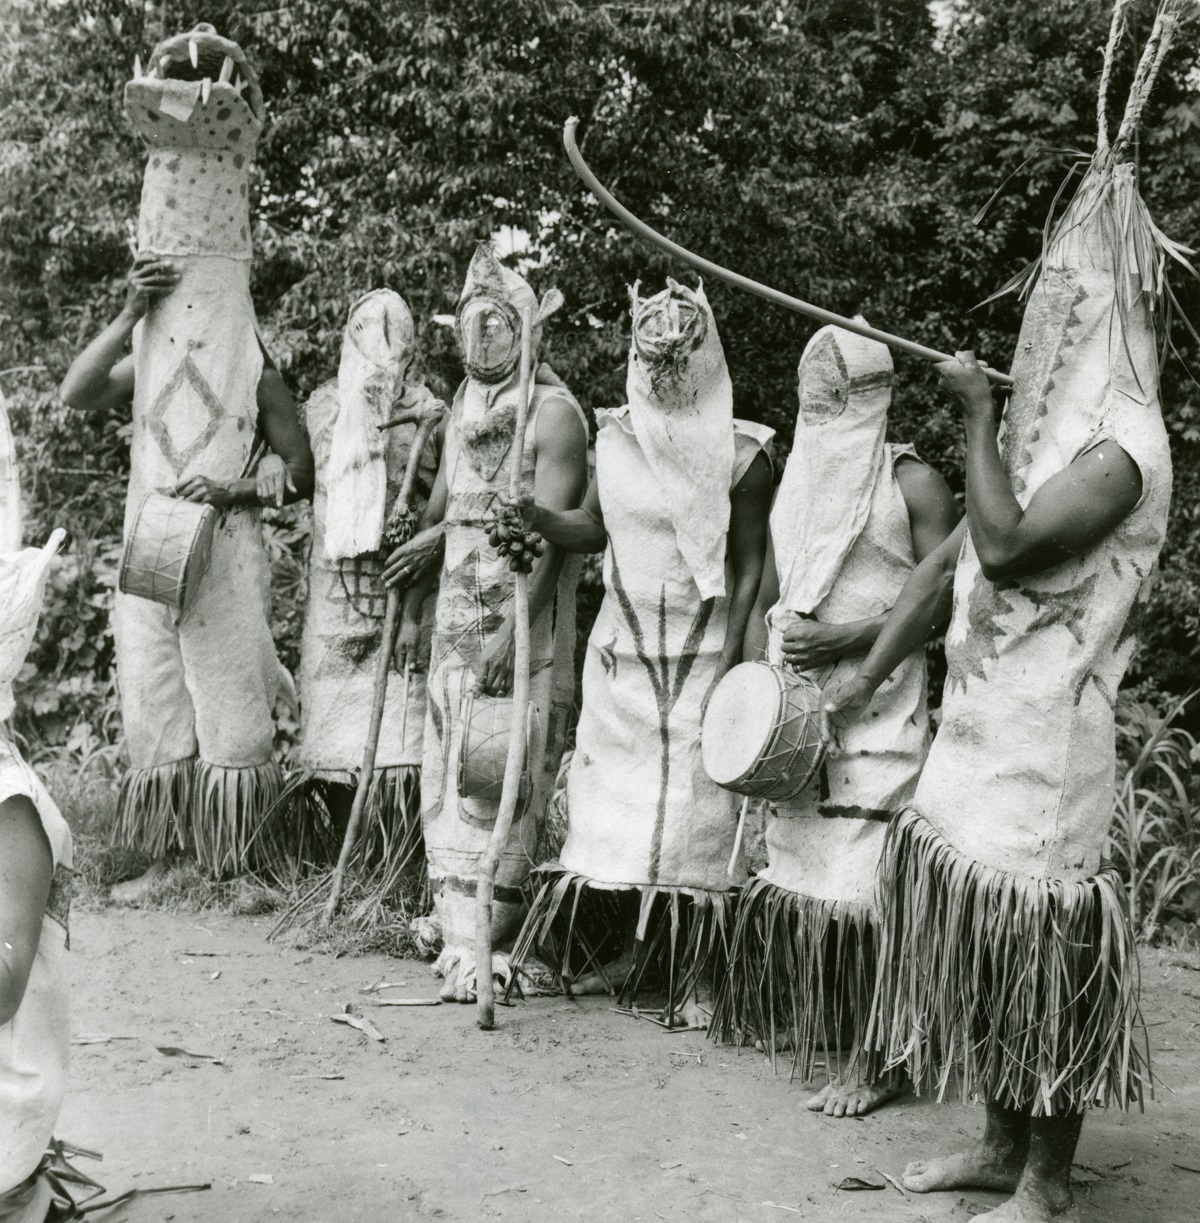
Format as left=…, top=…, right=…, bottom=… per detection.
left=456, top=295, right=522, bottom=385
left=632, top=290, right=708, bottom=398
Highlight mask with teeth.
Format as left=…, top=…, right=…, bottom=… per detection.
left=124, top=24, right=263, bottom=260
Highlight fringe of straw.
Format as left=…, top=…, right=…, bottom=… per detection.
left=510, top=866, right=736, bottom=1021
left=709, top=877, right=881, bottom=1083
left=190, top=759, right=283, bottom=879
left=868, top=810, right=1151, bottom=1116
left=253, top=766, right=425, bottom=879
left=112, top=758, right=195, bottom=859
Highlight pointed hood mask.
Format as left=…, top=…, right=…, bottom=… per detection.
left=626, top=279, right=734, bottom=600
left=772, top=322, right=892, bottom=614
left=325, top=289, right=416, bottom=561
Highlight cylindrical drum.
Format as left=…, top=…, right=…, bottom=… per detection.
left=457, top=690, right=531, bottom=804
left=119, top=491, right=218, bottom=614
left=701, top=661, right=824, bottom=802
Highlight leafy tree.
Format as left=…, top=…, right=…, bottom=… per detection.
left=0, top=0, right=1196, bottom=755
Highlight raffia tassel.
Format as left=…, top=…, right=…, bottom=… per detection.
left=509, top=866, right=736, bottom=1019
left=868, top=810, right=1151, bottom=1116
left=112, top=758, right=195, bottom=858
left=190, top=759, right=283, bottom=879
left=708, top=879, right=880, bottom=1084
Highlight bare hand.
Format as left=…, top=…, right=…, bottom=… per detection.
left=174, top=475, right=232, bottom=509
left=498, top=491, right=538, bottom=531
left=393, top=617, right=425, bottom=674
left=124, top=254, right=181, bottom=320
left=255, top=453, right=295, bottom=508
left=818, top=675, right=876, bottom=753
left=935, top=350, right=994, bottom=422
left=475, top=622, right=515, bottom=697
left=382, top=525, right=444, bottom=588
left=781, top=618, right=850, bottom=670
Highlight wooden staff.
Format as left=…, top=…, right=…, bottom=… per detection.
left=563, top=117, right=1014, bottom=389
left=475, top=304, right=536, bottom=1030
left=324, top=405, right=443, bottom=922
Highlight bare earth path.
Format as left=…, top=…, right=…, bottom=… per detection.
left=60, top=911, right=1200, bottom=1222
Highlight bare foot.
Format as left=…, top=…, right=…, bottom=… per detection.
left=805, top=1076, right=904, bottom=1117
left=970, top=1181, right=1076, bottom=1221
left=754, top=1028, right=797, bottom=1054
left=109, top=859, right=168, bottom=907
left=902, top=1144, right=1024, bottom=1195
left=674, top=992, right=712, bottom=1030
left=434, top=946, right=512, bottom=1003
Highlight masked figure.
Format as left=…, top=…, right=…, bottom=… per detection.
left=711, top=324, right=958, bottom=1116
left=396, top=242, right=588, bottom=1002
left=282, top=290, right=442, bottom=878
left=511, top=281, right=774, bottom=1026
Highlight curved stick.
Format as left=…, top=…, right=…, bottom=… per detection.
left=476, top=305, right=536, bottom=1030
left=563, top=117, right=1014, bottom=389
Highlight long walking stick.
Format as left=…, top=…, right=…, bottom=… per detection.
left=323, top=405, right=443, bottom=922
left=563, top=117, right=1014, bottom=389
left=476, top=304, right=537, bottom=1030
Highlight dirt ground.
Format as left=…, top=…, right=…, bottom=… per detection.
left=59, top=910, right=1200, bottom=1223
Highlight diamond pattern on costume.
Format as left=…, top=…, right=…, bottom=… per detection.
left=336, top=555, right=388, bottom=621
left=146, top=352, right=226, bottom=474
left=436, top=547, right=510, bottom=669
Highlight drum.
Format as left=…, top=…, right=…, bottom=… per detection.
left=119, top=491, right=218, bottom=614
left=457, top=690, right=530, bottom=804
left=701, top=661, right=824, bottom=802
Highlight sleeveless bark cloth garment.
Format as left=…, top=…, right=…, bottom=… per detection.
left=113, top=68, right=282, bottom=876
left=710, top=323, right=928, bottom=1073
left=420, top=378, right=584, bottom=979
left=0, top=538, right=72, bottom=1211
left=277, top=290, right=441, bottom=875
left=870, top=165, right=1173, bottom=1115
left=514, top=415, right=773, bottom=1003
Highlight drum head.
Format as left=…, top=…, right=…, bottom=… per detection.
left=701, top=662, right=782, bottom=786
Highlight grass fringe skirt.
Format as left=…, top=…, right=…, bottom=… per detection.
left=510, top=865, right=736, bottom=1020
left=869, top=810, right=1150, bottom=1115
left=709, top=877, right=880, bottom=1083
left=112, top=758, right=195, bottom=859
left=190, top=760, right=283, bottom=880
left=253, top=765, right=425, bottom=886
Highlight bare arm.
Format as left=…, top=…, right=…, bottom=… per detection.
left=476, top=397, right=589, bottom=697
left=60, top=255, right=180, bottom=414
left=743, top=521, right=778, bottom=662
left=521, top=478, right=606, bottom=554
left=943, top=352, right=1142, bottom=580
left=719, top=451, right=772, bottom=679
left=779, top=454, right=961, bottom=670
left=0, top=796, right=53, bottom=1027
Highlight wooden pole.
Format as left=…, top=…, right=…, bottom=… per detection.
left=323, top=408, right=442, bottom=922
left=475, top=305, right=536, bottom=1030
left=563, top=117, right=1014, bottom=389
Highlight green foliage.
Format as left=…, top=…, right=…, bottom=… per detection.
left=1109, top=692, right=1200, bottom=942
left=1, top=0, right=1198, bottom=763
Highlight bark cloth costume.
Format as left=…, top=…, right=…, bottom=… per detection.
left=868, top=19, right=1179, bottom=1113
left=0, top=531, right=74, bottom=1222
left=112, top=31, right=285, bottom=876
left=514, top=281, right=773, bottom=1009
left=421, top=244, right=583, bottom=1001
left=712, top=326, right=930, bottom=1079
left=289, top=290, right=440, bottom=873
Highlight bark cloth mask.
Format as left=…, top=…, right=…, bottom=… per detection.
left=772, top=320, right=893, bottom=615
left=0, top=530, right=65, bottom=722
left=626, top=278, right=735, bottom=601
left=325, top=289, right=416, bottom=561
left=455, top=242, right=563, bottom=388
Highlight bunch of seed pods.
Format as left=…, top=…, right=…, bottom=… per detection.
left=486, top=503, right=544, bottom=574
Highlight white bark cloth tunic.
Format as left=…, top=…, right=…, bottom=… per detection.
left=873, top=163, right=1172, bottom=1113
left=420, top=378, right=583, bottom=963
left=113, top=70, right=283, bottom=875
